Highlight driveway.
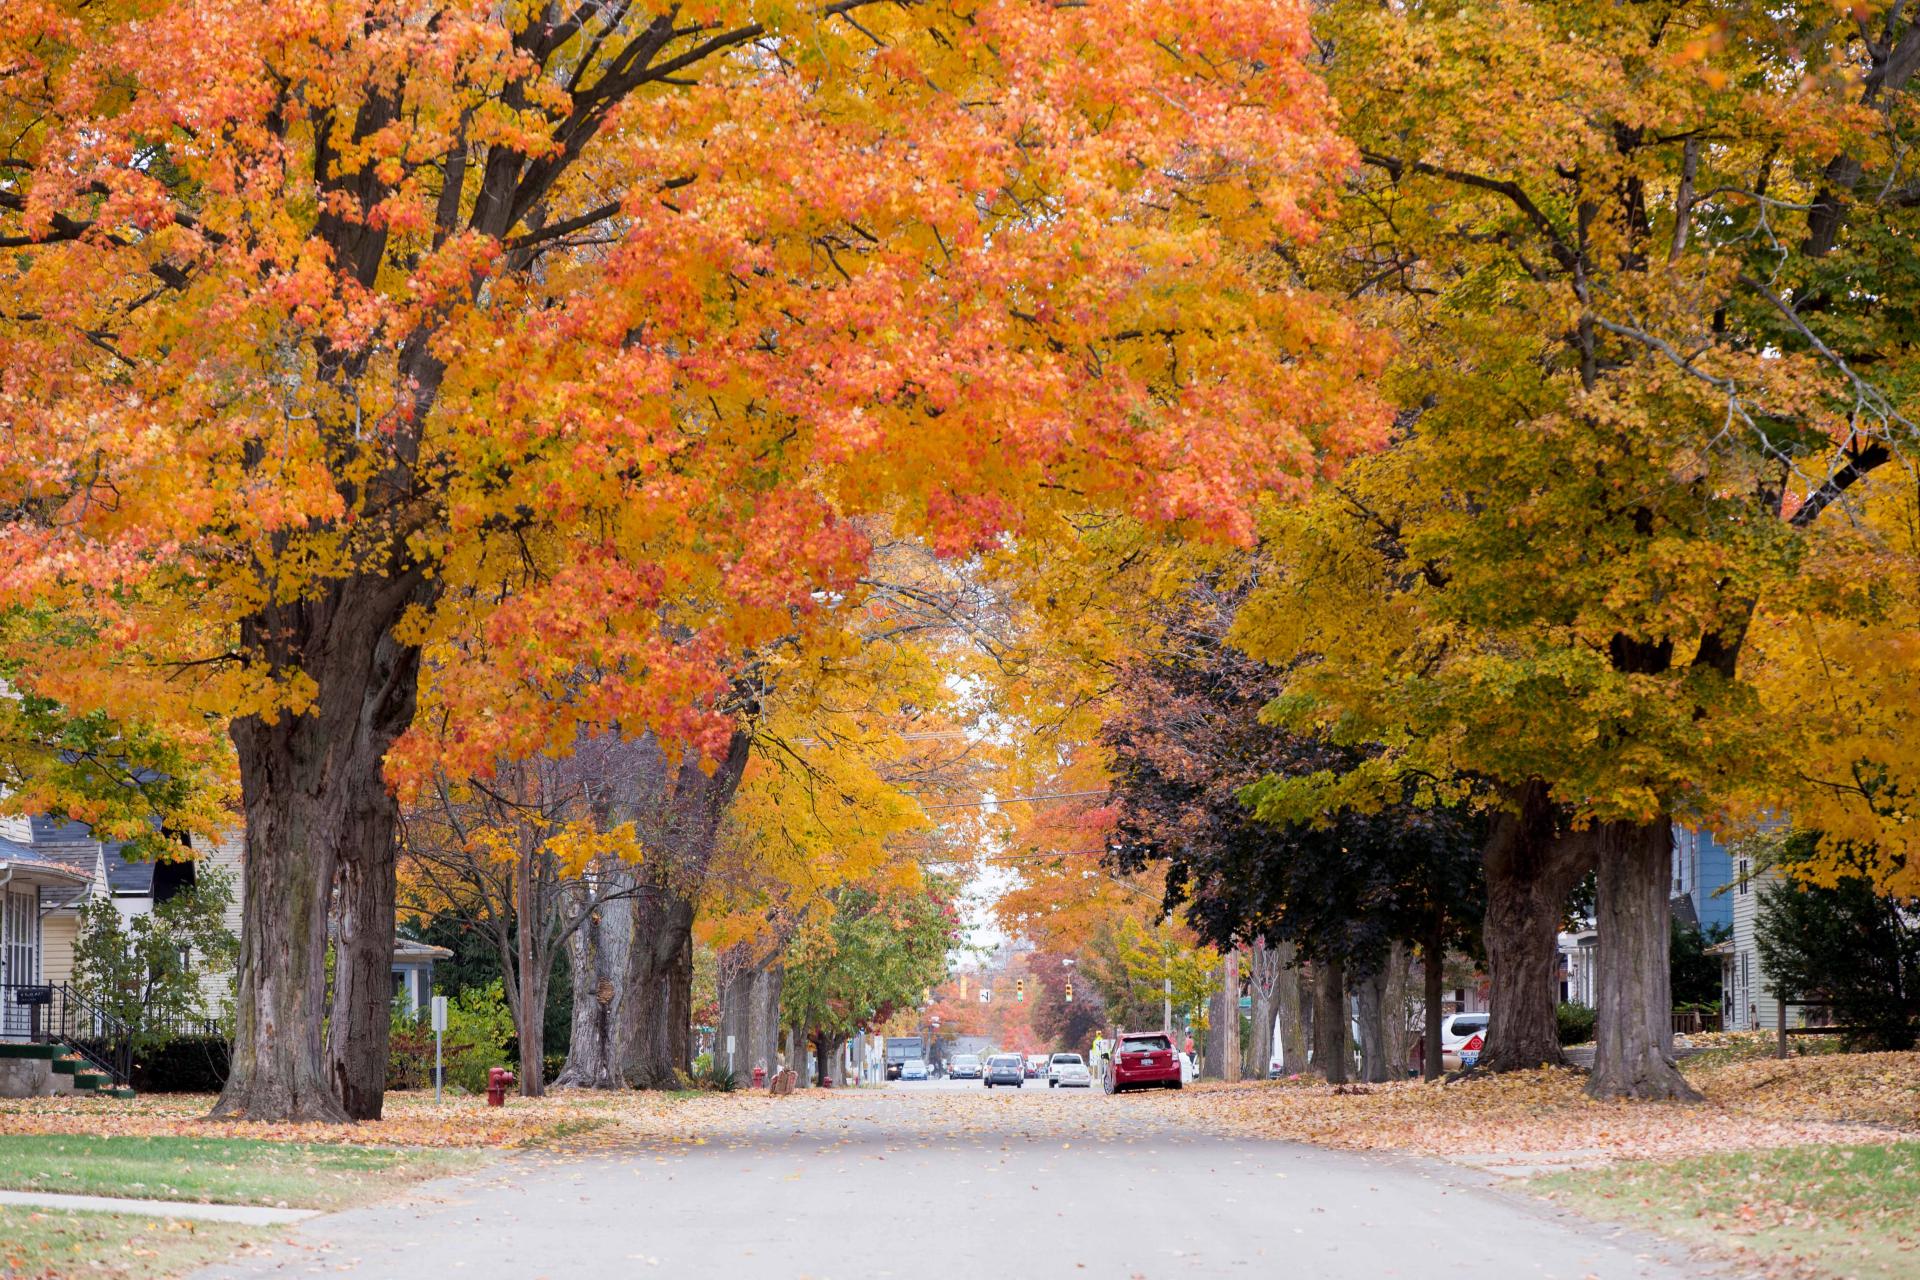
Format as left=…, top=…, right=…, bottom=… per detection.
left=194, top=1083, right=1705, bottom=1279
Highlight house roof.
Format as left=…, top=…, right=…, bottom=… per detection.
left=32, top=846, right=101, bottom=909
left=393, top=937, right=454, bottom=964
left=0, top=835, right=91, bottom=886
left=102, top=841, right=157, bottom=895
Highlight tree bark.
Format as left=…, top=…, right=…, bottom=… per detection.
left=622, top=887, right=696, bottom=1088
left=1221, top=950, right=1241, bottom=1082
left=716, top=947, right=752, bottom=1082
left=1354, top=960, right=1390, bottom=1083
left=1383, top=942, right=1409, bottom=1080
left=1247, top=939, right=1278, bottom=1079
left=1311, top=956, right=1348, bottom=1084
left=1589, top=817, right=1701, bottom=1101
left=1480, top=780, right=1590, bottom=1074
left=1274, top=942, right=1307, bottom=1075
left=1422, top=927, right=1445, bottom=1081
left=214, top=573, right=424, bottom=1122
left=619, top=729, right=752, bottom=1088
left=553, top=869, right=635, bottom=1089
left=750, top=964, right=783, bottom=1083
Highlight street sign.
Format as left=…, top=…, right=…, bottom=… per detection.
left=431, top=995, right=448, bottom=1104
left=980, top=988, right=993, bottom=1003
left=12, top=986, right=51, bottom=1006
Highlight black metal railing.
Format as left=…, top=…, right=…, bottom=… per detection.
left=1, top=982, right=134, bottom=1086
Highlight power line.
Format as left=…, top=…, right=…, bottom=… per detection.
left=919, top=789, right=1107, bottom=810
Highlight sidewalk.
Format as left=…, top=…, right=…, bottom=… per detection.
left=0, top=1189, right=319, bottom=1225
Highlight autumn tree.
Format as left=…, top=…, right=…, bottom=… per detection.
left=780, top=878, right=955, bottom=1085
left=0, top=0, right=1384, bottom=1119
left=1101, top=577, right=1482, bottom=1081
left=1233, top=0, right=1920, bottom=1100
left=397, top=735, right=670, bottom=1095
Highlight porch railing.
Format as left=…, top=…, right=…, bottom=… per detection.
left=1, top=982, right=135, bottom=1086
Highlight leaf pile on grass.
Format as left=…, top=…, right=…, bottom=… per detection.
left=1160, top=1051, right=1920, bottom=1165
left=0, top=1088, right=759, bottom=1151
left=1538, top=1141, right=1920, bottom=1280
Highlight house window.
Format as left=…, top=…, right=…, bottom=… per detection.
left=1737, top=857, right=1750, bottom=895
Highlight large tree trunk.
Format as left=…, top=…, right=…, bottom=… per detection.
left=1247, top=940, right=1278, bottom=1079
left=214, top=574, right=424, bottom=1122
left=749, top=964, right=783, bottom=1083
left=1590, top=817, right=1701, bottom=1101
left=619, top=730, right=752, bottom=1089
left=1354, top=959, right=1390, bottom=1083
left=1220, top=950, right=1240, bottom=1082
left=1480, top=780, right=1590, bottom=1074
left=719, top=954, right=784, bottom=1084
left=1311, top=956, right=1348, bottom=1085
left=1422, top=928, right=1445, bottom=1081
left=1383, top=942, right=1409, bottom=1080
left=1274, top=942, right=1307, bottom=1074
left=717, top=947, right=753, bottom=1081
left=622, top=887, right=696, bottom=1088
left=554, top=868, right=635, bottom=1089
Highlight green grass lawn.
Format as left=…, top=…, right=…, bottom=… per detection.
left=0, top=1135, right=482, bottom=1210
left=0, top=1205, right=266, bottom=1279
left=1538, top=1141, right=1920, bottom=1280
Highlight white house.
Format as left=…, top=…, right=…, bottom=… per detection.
left=0, top=812, right=445, bottom=1036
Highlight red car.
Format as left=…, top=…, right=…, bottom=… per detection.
left=1106, top=1030, right=1182, bottom=1093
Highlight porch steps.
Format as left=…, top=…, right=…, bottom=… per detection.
left=0, top=1043, right=59, bottom=1060
left=71, top=1072, right=107, bottom=1091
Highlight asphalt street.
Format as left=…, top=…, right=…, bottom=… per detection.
left=194, top=1079, right=1705, bottom=1280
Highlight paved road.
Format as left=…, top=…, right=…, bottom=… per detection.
left=196, top=1083, right=1703, bottom=1280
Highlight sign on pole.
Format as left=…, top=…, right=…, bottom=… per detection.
left=431, top=995, right=448, bottom=1103
left=726, top=1034, right=736, bottom=1073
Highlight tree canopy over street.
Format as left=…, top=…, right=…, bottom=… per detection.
left=3, top=0, right=1920, bottom=1131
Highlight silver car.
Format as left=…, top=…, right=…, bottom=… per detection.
left=1047, top=1052, right=1091, bottom=1088
left=983, top=1053, right=1025, bottom=1087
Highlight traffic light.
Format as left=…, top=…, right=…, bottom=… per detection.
left=1016, top=978, right=1025, bottom=1002
left=1065, top=980, right=1074, bottom=1003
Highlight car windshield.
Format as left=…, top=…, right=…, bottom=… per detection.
left=954, top=1055, right=979, bottom=1066
left=990, top=1056, right=1021, bottom=1068
left=1052, top=1055, right=1083, bottom=1066
left=1120, top=1035, right=1172, bottom=1053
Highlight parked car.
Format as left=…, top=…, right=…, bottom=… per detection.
left=984, top=1053, right=1026, bottom=1087
left=1048, top=1053, right=1090, bottom=1088
left=1025, top=1053, right=1049, bottom=1079
left=898, top=1058, right=929, bottom=1081
left=1105, top=1030, right=1182, bottom=1093
left=950, top=1053, right=983, bottom=1080
left=1440, top=1013, right=1490, bottom=1070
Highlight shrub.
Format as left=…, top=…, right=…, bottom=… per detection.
left=1758, top=865, right=1920, bottom=1052
left=1555, top=1001, right=1597, bottom=1046
left=386, top=982, right=514, bottom=1091
left=132, top=1036, right=232, bottom=1093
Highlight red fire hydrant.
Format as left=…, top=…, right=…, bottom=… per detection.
left=751, top=1066, right=766, bottom=1089
left=486, top=1066, right=516, bottom=1107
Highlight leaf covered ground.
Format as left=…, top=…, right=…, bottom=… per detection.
left=0, top=1088, right=744, bottom=1152
left=1538, top=1141, right=1920, bottom=1280
left=0, top=1207, right=265, bottom=1280
left=1153, top=1044, right=1918, bottom=1169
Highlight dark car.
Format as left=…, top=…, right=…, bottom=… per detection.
left=1106, top=1031, right=1182, bottom=1093
left=983, top=1053, right=1025, bottom=1088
